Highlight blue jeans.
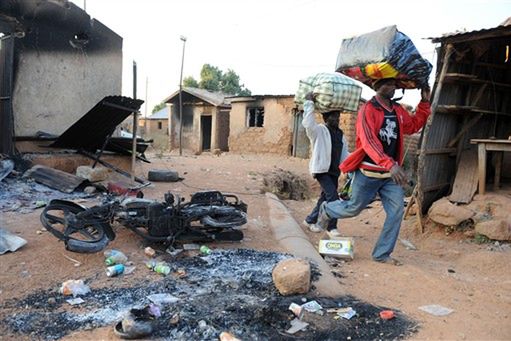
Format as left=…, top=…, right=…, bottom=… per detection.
left=306, top=173, right=339, bottom=231
left=323, top=170, right=404, bottom=260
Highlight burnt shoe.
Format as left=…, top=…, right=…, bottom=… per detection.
left=316, top=202, right=330, bottom=231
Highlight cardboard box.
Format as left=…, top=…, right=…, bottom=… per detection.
left=318, top=238, right=354, bottom=259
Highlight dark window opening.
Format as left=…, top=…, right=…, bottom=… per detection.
left=158, top=122, right=162, bottom=130
left=247, top=107, right=264, bottom=127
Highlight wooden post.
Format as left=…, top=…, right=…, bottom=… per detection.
left=416, top=43, right=455, bottom=232
left=494, top=151, right=503, bottom=191
left=131, top=61, right=138, bottom=183
left=477, top=143, right=486, bottom=195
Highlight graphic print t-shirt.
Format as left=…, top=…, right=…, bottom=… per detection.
left=363, top=107, right=399, bottom=166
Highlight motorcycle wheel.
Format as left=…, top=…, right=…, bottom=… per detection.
left=40, top=199, right=110, bottom=253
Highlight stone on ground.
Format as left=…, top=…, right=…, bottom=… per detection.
left=428, top=197, right=474, bottom=226
left=272, top=258, right=311, bottom=295
left=475, top=219, right=511, bottom=241
left=76, top=166, right=109, bottom=182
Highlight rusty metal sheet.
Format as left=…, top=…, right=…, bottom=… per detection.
left=50, top=96, right=143, bottom=151
left=23, top=165, right=88, bottom=193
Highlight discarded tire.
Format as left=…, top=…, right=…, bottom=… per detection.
left=148, top=169, right=179, bottom=182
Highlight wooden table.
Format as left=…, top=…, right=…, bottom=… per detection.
left=470, top=139, right=511, bottom=194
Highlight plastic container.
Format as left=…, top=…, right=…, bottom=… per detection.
left=153, top=262, right=171, bottom=276
left=199, top=245, right=211, bottom=255
left=106, top=264, right=125, bottom=277
left=104, top=249, right=128, bottom=266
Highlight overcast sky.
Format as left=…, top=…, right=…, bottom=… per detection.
left=71, top=0, right=510, bottom=115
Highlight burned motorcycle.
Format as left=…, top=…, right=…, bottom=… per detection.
left=40, top=191, right=247, bottom=253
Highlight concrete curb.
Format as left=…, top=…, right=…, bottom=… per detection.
left=265, top=193, right=344, bottom=297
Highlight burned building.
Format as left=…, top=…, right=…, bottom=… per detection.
left=164, top=87, right=230, bottom=154
left=0, top=0, right=123, bottom=156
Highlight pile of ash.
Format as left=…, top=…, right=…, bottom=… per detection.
left=1, top=249, right=417, bottom=340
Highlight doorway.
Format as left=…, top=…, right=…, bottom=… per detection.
left=201, top=115, right=212, bottom=151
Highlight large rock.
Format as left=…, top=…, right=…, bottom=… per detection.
left=76, top=166, right=109, bottom=182
left=272, top=258, right=310, bottom=296
left=428, top=197, right=474, bottom=226
left=475, top=219, right=511, bottom=241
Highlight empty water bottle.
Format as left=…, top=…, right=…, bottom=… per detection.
left=153, top=262, right=171, bottom=276
left=104, top=249, right=128, bottom=266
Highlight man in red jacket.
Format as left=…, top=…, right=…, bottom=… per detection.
left=317, top=78, right=431, bottom=265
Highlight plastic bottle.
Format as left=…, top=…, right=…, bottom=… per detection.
left=106, top=264, right=125, bottom=277
left=104, top=249, right=128, bottom=266
left=153, top=262, right=171, bottom=276
left=145, top=259, right=157, bottom=270
left=199, top=245, right=211, bottom=255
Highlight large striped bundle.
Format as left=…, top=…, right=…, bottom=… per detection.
left=294, top=72, right=362, bottom=112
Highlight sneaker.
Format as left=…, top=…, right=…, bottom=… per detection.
left=326, top=229, right=342, bottom=239
left=316, top=202, right=330, bottom=230
left=308, top=223, right=324, bottom=233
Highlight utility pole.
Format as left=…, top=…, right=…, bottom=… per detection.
left=144, top=76, right=148, bottom=136
left=131, top=61, right=137, bottom=182
left=178, top=35, right=187, bottom=156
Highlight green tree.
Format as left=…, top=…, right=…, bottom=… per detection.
left=184, top=64, right=251, bottom=96
left=199, top=64, right=222, bottom=91
left=152, top=102, right=166, bottom=113
left=183, top=76, right=199, bottom=88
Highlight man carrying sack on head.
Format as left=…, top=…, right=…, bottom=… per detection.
left=316, top=78, right=431, bottom=265
left=302, top=91, right=350, bottom=238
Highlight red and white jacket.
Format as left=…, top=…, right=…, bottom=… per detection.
left=340, top=97, right=431, bottom=173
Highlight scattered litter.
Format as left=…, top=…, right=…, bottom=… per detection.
left=144, top=246, right=156, bottom=258
left=34, top=200, right=47, bottom=209
left=104, top=249, right=128, bottom=265
left=62, top=253, right=81, bottom=267
left=418, top=304, right=454, bottom=316
left=166, top=246, right=184, bottom=257
left=66, top=298, right=85, bottom=306
left=286, top=318, right=309, bottom=334
left=301, top=300, right=323, bottom=313
left=318, top=238, right=354, bottom=259
left=146, top=260, right=171, bottom=276
left=0, top=228, right=27, bottom=254
left=289, top=302, right=304, bottom=318
left=183, top=243, right=201, bottom=250
left=169, top=313, right=180, bottom=325
left=36, top=230, right=43, bottom=235
left=200, top=245, right=212, bottom=255
left=106, top=264, right=125, bottom=277
left=0, top=159, right=14, bottom=182
left=448, top=269, right=456, bottom=273
left=219, top=331, right=241, bottom=341
left=124, top=266, right=136, bottom=275
left=147, top=293, right=180, bottom=305
left=399, top=238, right=417, bottom=250
left=59, top=280, right=90, bottom=297
left=329, top=307, right=357, bottom=320
left=379, top=310, right=395, bottom=320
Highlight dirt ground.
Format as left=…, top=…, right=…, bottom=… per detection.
left=1, top=152, right=510, bottom=340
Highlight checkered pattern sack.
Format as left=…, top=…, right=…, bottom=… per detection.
left=294, top=72, right=362, bottom=112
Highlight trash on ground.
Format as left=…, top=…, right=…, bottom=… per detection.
left=59, top=279, right=90, bottom=297
left=147, top=293, right=180, bottom=305
left=183, top=243, right=201, bottom=251
left=144, top=246, right=156, bottom=258
left=399, top=238, right=418, bottom=250
left=62, top=253, right=81, bottom=267
left=289, top=302, right=304, bottom=318
left=301, top=300, right=323, bottom=313
left=0, top=159, right=15, bottom=182
left=104, top=249, right=128, bottom=265
left=106, top=264, right=125, bottom=277
left=379, top=310, right=395, bottom=320
left=0, top=228, right=27, bottom=254
left=166, top=246, right=184, bottom=257
left=114, top=306, right=156, bottom=339
left=219, top=331, right=241, bottom=341
left=329, top=307, right=357, bottom=320
left=286, top=318, right=309, bottom=334
left=124, top=266, right=136, bottom=275
left=66, top=298, right=85, bottom=305
left=318, top=238, right=354, bottom=259
left=418, top=304, right=454, bottom=316
left=146, top=260, right=171, bottom=276
left=200, top=245, right=212, bottom=255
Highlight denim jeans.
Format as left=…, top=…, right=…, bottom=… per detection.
left=306, top=173, right=339, bottom=231
left=323, top=170, right=404, bottom=260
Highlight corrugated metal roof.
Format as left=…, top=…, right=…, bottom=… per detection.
left=164, top=87, right=230, bottom=107
left=51, top=96, right=144, bottom=151
left=147, top=107, right=168, bottom=120
left=430, top=22, right=511, bottom=43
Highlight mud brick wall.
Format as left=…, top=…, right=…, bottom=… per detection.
left=229, top=97, right=295, bottom=155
